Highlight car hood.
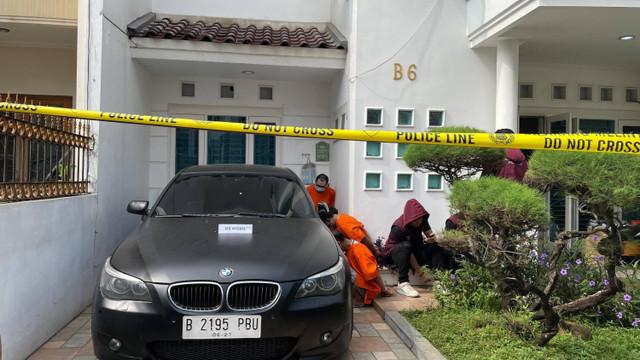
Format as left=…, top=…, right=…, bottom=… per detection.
left=110, top=217, right=340, bottom=283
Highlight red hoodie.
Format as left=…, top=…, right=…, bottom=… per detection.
left=382, top=199, right=430, bottom=258
left=496, top=148, right=528, bottom=183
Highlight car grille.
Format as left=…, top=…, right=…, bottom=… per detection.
left=227, top=282, right=281, bottom=311
left=148, top=337, right=296, bottom=360
left=169, top=282, right=223, bottom=311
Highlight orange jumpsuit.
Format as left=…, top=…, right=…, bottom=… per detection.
left=336, top=214, right=367, bottom=242
left=306, top=185, right=335, bottom=209
left=346, top=242, right=381, bottom=304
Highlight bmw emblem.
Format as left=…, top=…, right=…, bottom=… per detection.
left=219, top=268, right=233, bottom=277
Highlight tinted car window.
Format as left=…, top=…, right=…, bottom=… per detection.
left=153, top=173, right=315, bottom=217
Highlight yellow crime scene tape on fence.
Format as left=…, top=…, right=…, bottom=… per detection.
left=2, top=102, right=640, bottom=155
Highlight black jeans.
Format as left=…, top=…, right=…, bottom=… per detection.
left=387, top=241, right=456, bottom=283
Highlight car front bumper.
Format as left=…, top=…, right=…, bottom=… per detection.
left=92, top=282, right=352, bottom=360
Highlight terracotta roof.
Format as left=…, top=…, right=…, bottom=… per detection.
left=129, top=17, right=345, bottom=49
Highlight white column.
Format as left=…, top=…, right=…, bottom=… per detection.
left=495, top=39, right=519, bottom=131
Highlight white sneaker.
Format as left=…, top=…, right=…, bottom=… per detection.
left=396, top=282, right=419, bottom=298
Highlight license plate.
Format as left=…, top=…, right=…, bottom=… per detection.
left=182, top=315, right=261, bottom=339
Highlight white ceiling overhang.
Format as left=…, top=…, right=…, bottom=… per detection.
left=469, top=3, right=640, bottom=69
left=130, top=38, right=347, bottom=82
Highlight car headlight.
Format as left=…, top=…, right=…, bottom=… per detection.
left=296, top=259, right=346, bottom=298
left=100, top=257, right=151, bottom=302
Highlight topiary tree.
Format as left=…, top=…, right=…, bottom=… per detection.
left=440, top=177, right=549, bottom=311
left=403, top=126, right=506, bottom=185
left=525, top=151, right=640, bottom=321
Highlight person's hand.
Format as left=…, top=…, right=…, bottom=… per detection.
left=424, top=233, right=436, bottom=243
left=373, top=248, right=381, bottom=258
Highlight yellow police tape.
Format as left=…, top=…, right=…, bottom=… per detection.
left=2, top=102, right=640, bottom=154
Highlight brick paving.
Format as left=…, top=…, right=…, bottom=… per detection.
left=28, top=286, right=436, bottom=360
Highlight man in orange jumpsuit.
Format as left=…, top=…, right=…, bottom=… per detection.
left=321, top=207, right=381, bottom=258
left=333, top=230, right=394, bottom=306
left=306, top=174, right=335, bottom=209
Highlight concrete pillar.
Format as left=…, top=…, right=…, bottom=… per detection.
left=495, top=39, right=519, bottom=131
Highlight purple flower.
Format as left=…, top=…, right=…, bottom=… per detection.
left=538, top=260, right=543, bottom=265
left=576, top=275, right=581, bottom=280
left=593, top=234, right=598, bottom=241
left=595, top=256, right=604, bottom=262
left=632, top=319, right=639, bottom=328
left=624, top=294, right=632, bottom=302
left=575, top=259, right=582, bottom=265
left=531, top=251, right=537, bottom=258
left=566, top=262, right=571, bottom=268
left=470, top=276, right=475, bottom=282
left=604, top=279, right=610, bottom=286
left=596, top=309, right=602, bottom=314
left=451, top=274, right=456, bottom=280
left=560, top=269, right=568, bottom=276
left=460, top=254, right=465, bottom=258
left=540, top=253, right=548, bottom=260
left=469, top=251, right=474, bottom=255
left=545, top=262, right=550, bottom=268
left=589, top=281, right=596, bottom=286
left=617, top=312, right=623, bottom=319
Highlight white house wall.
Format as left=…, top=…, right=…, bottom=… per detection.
left=0, top=46, right=76, bottom=99
left=350, top=0, right=497, bottom=240
left=146, top=75, right=334, bottom=202
left=152, top=0, right=331, bottom=22
left=519, top=62, right=640, bottom=118
left=91, top=0, right=153, bottom=286
left=0, top=196, right=97, bottom=360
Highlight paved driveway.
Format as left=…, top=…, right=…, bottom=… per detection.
left=27, top=286, right=435, bottom=360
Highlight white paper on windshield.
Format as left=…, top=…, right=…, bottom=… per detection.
left=218, top=224, right=253, bottom=234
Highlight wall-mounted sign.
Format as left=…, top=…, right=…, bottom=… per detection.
left=393, top=63, right=417, bottom=81
left=316, top=141, right=330, bottom=162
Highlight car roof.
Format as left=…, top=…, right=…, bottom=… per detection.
left=179, top=164, right=298, bottom=180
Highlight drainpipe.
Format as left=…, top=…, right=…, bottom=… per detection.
left=495, top=39, right=519, bottom=131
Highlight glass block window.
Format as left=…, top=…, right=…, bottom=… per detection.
left=366, top=108, right=383, bottom=126
left=552, top=85, right=566, bottom=100
left=426, top=174, right=443, bottom=191
left=395, top=173, right=413, bottom=191
left=364, top=172, right=382, bottom=190
left=397, top=109, right=414, bottom=126
left=519, top=84, right=533, bottom=99
left=181, top=82, right=195, bottom=97
left=365, top=142, right=382, bottom=158
left=428, top=109, right=445, bottom=127
left=600, top=87, right=613, bottom=102
left=579, top=86, right=592, bottom=101
left=220, top=84, right=235, bottom=99
left=396, top=143, right=409, bottom=158
left=175, top=128, right=198, bottom=173
left=259, top=86, right=273, bottom=100
left=626, top=88, right=638, bottom=103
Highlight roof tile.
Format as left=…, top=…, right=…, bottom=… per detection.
left=132, top=18, right=344, bottom=49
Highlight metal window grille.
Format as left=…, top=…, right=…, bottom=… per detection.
left=0, top=95, right=92, bottom=201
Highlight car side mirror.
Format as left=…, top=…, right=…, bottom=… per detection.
left=127, top=200, right=149, bottom=215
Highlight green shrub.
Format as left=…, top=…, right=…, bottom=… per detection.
left=403, top=126, right=505, bottom=185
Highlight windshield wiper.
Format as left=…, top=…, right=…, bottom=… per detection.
left=236, top=212, right=286, bottom=218
left=155, top=213, right=237, bottom=218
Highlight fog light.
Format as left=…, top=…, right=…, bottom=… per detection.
left=108, top=338, right=122, bottom=351
left=320, top=331, right=333, bottom=345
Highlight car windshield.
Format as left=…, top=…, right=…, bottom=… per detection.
left=153, top=173, right=315, bottom=218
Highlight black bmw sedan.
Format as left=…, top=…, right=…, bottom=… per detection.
left=92, top=165, right=352, bottom=360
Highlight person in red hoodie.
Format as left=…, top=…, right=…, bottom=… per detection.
left=382, top=199, right=456, bottom=297
left=494, top=128, right=529, bottom=183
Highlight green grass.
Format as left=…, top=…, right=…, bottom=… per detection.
left=403, top=307, right=640, bottom=360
